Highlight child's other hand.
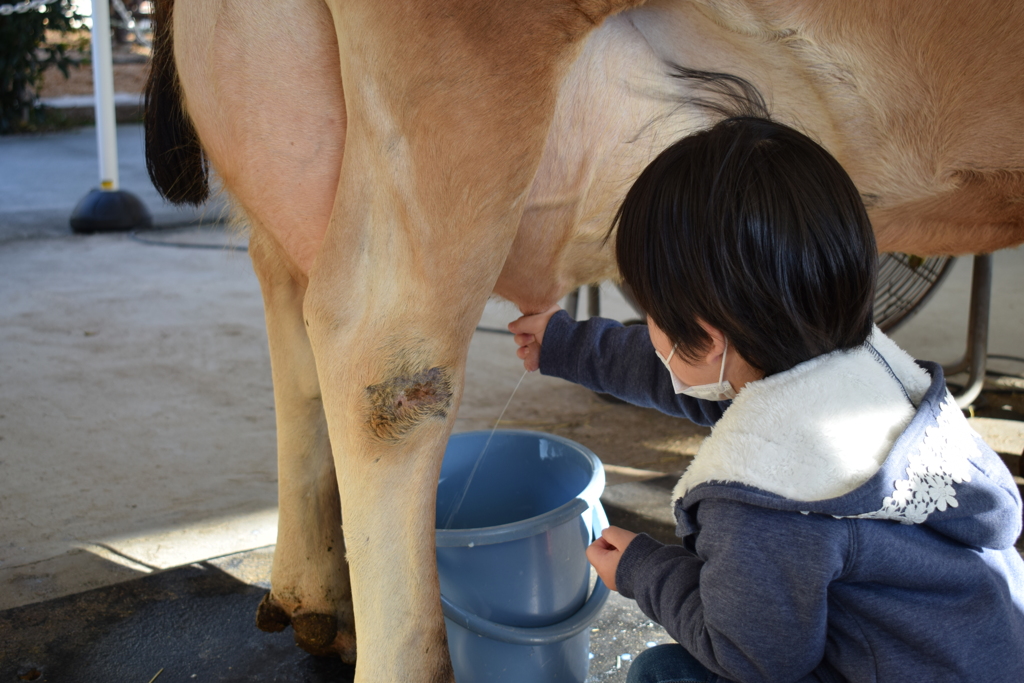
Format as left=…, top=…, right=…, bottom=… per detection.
left=586, top=526, right=637, bottom=592
left=508, top=305, right=561, bottom=372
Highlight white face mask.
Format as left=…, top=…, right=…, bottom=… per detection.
left=655, top=338, right=737, bottom=401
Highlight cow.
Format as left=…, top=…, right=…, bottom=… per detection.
left=144, top=0, right=1024, bottom=680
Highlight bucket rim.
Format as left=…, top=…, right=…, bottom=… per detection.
left=436, top=430, right=604, bottom=548
left=444, top=429, right=602, bottom=459
left=436, top=497, right=589, bottom=547
left=441, top=579, right=610, bottom=645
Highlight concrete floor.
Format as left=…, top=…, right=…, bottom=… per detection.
left=1, top=125, right=1023, bottom=681
left=0, top=546, right=664, bottom=683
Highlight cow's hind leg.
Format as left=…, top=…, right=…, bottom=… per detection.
left=300, top=0, right=645, bottom=675
left=249, top=229, right=356, bottom=662
left=158, top=0, right=353, bottom=656
left=303, top=254, right=487, bottom=682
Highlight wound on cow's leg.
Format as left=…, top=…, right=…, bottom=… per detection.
left=366, top=366, right=454, bottom=442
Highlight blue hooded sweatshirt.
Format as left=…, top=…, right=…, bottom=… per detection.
left=538, top=311, right=1024, bottom=683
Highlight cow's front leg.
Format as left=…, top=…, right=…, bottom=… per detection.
left=249, top=230, right=356, bottom=661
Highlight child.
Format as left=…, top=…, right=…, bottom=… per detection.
left=509, top=117, right=1024, bottom=682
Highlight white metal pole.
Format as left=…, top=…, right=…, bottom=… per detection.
left=90, top=0, right=119, bottom=191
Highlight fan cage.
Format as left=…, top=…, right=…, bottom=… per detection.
left=874, top=253, right=955, bottom=333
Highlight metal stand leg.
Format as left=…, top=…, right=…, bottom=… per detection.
left=587, top=284, right=600, bottom=318
left=616, top=281, right=644, bottom=320
left=943, top=254, right=993, bottom=409
left=565, top=288, right=580, bottom=319
left=566, top=284, right=603, bottom=320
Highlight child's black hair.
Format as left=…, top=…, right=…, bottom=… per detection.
left=614, top=116, right=877, bottom=377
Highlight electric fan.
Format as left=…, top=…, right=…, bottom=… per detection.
left=873, top=254, right=955, bottom=332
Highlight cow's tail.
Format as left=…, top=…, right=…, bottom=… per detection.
left=144, top=0, right=209, bottom=205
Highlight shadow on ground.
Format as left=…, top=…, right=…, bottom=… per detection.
left=0, top=562, right=355, bottom=683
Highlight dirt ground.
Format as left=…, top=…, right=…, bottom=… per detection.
left=37, top=39, right=149, bottom=100
left=39, top=60, right=149, bottom=98
left=0, top=228, right=707, bottom=611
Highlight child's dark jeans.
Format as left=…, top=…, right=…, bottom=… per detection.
left=626, top=644, right=717, bottom=683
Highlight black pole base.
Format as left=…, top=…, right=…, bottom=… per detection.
left=70, top=188, right=153, bottom=234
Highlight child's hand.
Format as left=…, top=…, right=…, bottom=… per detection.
left=586, top=526, right=637, bottom=592
left=508, top=305, right=561, bottom=372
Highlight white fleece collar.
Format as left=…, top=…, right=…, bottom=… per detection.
left=673, top=328, right=932, bottom=503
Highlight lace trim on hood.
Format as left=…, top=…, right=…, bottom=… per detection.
left=843, top=395, right=976, bottom=524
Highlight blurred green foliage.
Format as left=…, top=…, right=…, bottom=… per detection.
left=1, top=1, right=86, bottom=134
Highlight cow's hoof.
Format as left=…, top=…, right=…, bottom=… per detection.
left=292, top=611, right=339, bottom=654
left=255, top=592, right=356, bottom=663
left=255, top=592, right=290, bottom=633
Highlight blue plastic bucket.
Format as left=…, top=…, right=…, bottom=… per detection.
left=436, top=430, right=609, bottom=682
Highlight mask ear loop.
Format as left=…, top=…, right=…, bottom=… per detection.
left=655, top=344, right=678, bottom=371
left=718, top=339, right=728, bottom=385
